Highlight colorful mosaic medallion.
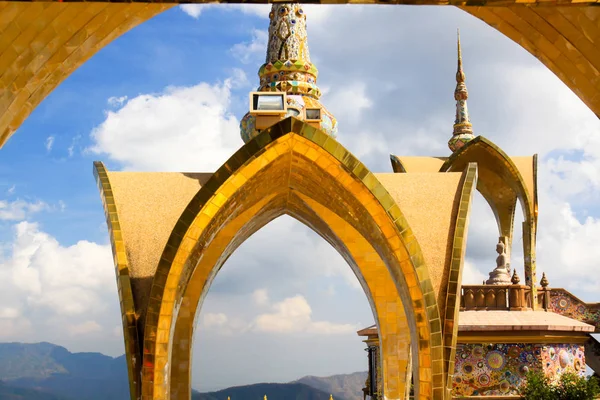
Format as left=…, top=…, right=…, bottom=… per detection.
left=452, top=343, right=586, bottom=397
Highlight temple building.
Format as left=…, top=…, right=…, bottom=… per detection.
left=359, top=31, right=600, bottom=400
left=92, top=3, right=600, bottom=399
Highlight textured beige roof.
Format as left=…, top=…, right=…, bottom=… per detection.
left=358, top=311, right=595, bottom=336
left=106, top=172, right=212, bottom=311
left=392, top=156, right=447, bottom=172
left=375, top=172, right=463, bottom=300
left=511, top=156, right=536, bottom=208
left=357, top=325, right=377, bottom=336
left=459, top=311, right=595, bottom=332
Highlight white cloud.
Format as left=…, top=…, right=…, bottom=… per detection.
left=7, top=185, right=15, bottom=195
left=252, top=289, right=269, bottom=306
left=0, top=222, right=116, bottom=340
left=68, top=321, right=102, bottom=336
left=88, top=75, right=244, bottom=172
left=0, top=199, right=50, bottom=221
left=67, top=135, right=81, bottom=157
left=228, top=68, right=250, bottom=89
left=462, top=260, right=487, bottom=285
left=180, top=4, right=270, bottom=19
left=230, top=30, right=268, bottom=64
left=107, top=96, right=128, bottom=108
left=203, top=312, right=229, bottom=328
left=45, top=136, right=55, bottom=152
left=0, top=307, right=20, bottom=319
left=253, top=295, right=357, bottom=335
left=323, top=82, right=372, bottom=124
left=0, top=318, right=32, bottom=339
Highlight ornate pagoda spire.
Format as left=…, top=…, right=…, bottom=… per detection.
left=259, top=3, right=320, bottom=99
left=240, top=3, right=337, bottom=143
left=448, top=29, right=475, bottom=153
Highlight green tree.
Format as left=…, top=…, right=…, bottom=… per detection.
left=521, top=370, right=555, bottom=400
left=521, top=370, right=600, bottom=400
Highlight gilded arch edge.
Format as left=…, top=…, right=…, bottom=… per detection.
left=144, top=117, right=445, bottom=399
left=93, top=161, right=141, bottom=400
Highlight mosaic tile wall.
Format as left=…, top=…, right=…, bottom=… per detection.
left=549, top=289, right=600, bottom=330
left=452, top=343, right=586, bottom=397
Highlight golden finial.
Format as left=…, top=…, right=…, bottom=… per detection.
left=456, top=29, right=465, bottom=84
left=448, top=28, right=475, bottom=153
left=540, top=272, right=549, bottom=288
left=264, top=395, right=267, bottom=400
left=330, top=395, right=334, bottom=400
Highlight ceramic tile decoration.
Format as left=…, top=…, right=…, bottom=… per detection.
left=452, top=343, right=586, bottom=397
left=240, top=3, right=338, bottom=143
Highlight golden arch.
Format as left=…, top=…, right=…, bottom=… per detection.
left=95, top=118, right=477, bottom=400
left=141, top=118, right=445, bottom=399
left=391, top=136, right=538, bottom=305
left=1, top=2, right=600, bottom=149
left=440, top=136, right=537, bottom=299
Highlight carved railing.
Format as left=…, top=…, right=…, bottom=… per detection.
left=460, top=284, right=532, bottom=311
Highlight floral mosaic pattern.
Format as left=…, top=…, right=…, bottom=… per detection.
left=452, top=343, right=586, bottom=397
left=541, top=344, right=586, bottom=382
left=549, top=289, right=600, bottom=331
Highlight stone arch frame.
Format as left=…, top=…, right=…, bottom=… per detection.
left=140, top=118, right=445, bottom=400
left=439, top=136, right=538, bottom=304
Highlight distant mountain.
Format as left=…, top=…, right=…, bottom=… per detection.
left=0, top=342, right=129, bottom=400
left=0, top=342, right=367, bottom=400
left=192, top=382, right=334, bottom=400
left=0, top=380, right=68, bottom=400
left=294, top=372, right=367, bottom=400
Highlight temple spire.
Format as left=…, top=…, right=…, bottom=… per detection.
left=448, top=29, right=475, bottom=153
left=258, top=3, right=321, bottom=99
left=239, top=3, right=338, bottom=143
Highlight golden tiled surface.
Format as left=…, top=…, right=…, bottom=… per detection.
left=93, top=162, right=142, bottom=400
left=463, top=6, right=600, bottom=119
left=439, top=163, right=477, bottom=397
left=104, top=118, right=454, bottom=399
left=0, top=2, right=172, bottom=148
left=440, top=136, right=538, bottom=308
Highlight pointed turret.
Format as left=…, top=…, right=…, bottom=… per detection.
left=240, top=3, right=338, bottom=143
left=448, top=29, right=475, bottom=153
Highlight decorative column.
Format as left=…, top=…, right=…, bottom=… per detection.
left=523, top=218, right=538, bottom=309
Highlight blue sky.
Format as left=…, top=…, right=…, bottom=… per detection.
left=1, top=3, right=599, bottom=392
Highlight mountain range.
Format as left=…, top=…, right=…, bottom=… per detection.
left=0, top=342, right=367, bottom=400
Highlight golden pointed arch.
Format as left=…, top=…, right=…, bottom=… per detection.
left=439, top=135, right=538, bottom=302
left=140, top=118, right=446, bottom=399
left=440, top=136, right=537, bottom=232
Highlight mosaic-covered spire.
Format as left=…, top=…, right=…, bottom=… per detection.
left=258, top=3, right=321, bottom=99
left=240, top=3, right=338, bottom=144
left=448, top=29, right=475, bottom=153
